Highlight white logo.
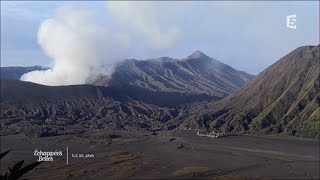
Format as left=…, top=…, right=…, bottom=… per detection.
left=286, top=14, right=297, bottom=29
left=34, top=149, right=63, bottom=162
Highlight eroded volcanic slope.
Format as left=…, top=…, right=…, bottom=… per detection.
left=174, top=45, right=320, bottom=138
left=92, top=51, right=253, bottom=98
left=0, top=78, right=218, bottom=137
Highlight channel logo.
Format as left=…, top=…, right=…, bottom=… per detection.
left=286, top=14, right=297, bottom=29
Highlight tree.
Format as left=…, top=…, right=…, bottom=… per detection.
left=0, top=150, right=42, bottom=180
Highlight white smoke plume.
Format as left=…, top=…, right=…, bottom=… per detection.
left=21, top=6, right=130, bottom=86
left=21, top=2, right=180, bottom=86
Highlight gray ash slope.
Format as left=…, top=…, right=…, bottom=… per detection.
left=0, top=78, right=216, bottom=136
left=172, top=45, right=320, bottom=138
left=92, top=50, right=254, bottom=98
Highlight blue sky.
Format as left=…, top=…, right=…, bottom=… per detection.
left=1, top=1, right=319, bottom=75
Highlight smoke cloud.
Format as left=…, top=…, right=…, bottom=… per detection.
left=21, top=2, right=180, bottom=86
left=21, top=6, right=130, bottom=86
left=107, top=1, right=180, bottom=51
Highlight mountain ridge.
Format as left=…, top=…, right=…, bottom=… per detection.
left=1, top=51, right=254, bottom=99
left=173, top=45, right=319, bottom=138
left=101, top=51, right=254, bottom=97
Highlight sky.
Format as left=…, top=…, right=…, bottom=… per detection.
left=1, top=1, right=319, bottom=75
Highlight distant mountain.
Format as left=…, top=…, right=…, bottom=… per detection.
left=174, top=45, right=320, bottom=138
left=0, top=66, right=47, bottom=80
left=92, top=51, right=254, bottom=98
left=2, top=52, right=253, bottom=99
left=1, top=52, right=253, bottom=99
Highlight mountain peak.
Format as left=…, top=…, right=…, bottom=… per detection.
left=180, top=45, right=319, bottom=138
left=187, top=50, right=209, bottom=59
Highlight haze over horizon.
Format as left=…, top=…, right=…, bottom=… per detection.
left=1, top=1, right=319, bottom=76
